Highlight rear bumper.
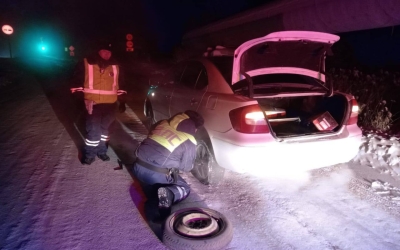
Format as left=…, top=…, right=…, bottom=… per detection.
left=210, top=126, right=362, bottom=175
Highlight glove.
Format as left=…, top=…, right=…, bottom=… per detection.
left=117, top=90, right=127, bottom=95
left=171, top=169, right=179, bottom=184
left=70, top=87, right=84, bottom=93
left=118, top=102, right=126, bottom=113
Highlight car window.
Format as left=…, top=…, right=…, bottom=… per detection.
left=180, top=62, right=203, bottom=89
left=208, top=56, right=233, bottom=84
left=195, top=70, right=208, bottom=90
left=164, top=62, right=186, bottom=85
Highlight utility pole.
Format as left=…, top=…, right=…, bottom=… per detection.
left=2, top=25, right=14, bottom=58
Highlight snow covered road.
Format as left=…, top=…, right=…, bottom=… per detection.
left=0, top=59, right=166, bottom=250
left=1, top=58, right=400, bottom=250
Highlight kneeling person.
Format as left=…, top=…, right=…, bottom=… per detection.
left=133, top=110, right=204, bottom=214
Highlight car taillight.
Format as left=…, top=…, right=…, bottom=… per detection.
left=229, top=105, right=270, bottom=133
left=347, top=98, right=359, bottom=125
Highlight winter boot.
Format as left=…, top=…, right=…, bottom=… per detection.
left=82, top=157, right=95, bottom=165
left=158, top=187, right=174, bottom=209
left=97, top=154, right=110, bottom=161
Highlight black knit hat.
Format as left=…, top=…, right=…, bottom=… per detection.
left=96, top=41, right=113, bottom=52
left=176, top=119, right=197, bottom=136
left=184, top=110, right=204, bottom=128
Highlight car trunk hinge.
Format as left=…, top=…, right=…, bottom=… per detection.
left=320, top=52, right=333, bottom=97
left=241, top=71, right=254, bottom=98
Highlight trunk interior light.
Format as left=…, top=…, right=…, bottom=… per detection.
left=229, top=105, right=270, bottom=134
left=265, top=109, right=286, bottom=118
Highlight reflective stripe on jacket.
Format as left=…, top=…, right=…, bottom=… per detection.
left=149, top=114, right=197, bottom=152
left=83, top=58, right=119, bottom=104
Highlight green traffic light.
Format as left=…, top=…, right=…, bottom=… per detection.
left=41, top=46, right=46, bottom=51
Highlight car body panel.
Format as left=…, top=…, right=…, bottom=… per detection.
left=170, top=86, right=205, bottom=117
left=147, top=31, right=362, bottom=175
left=197, top=93, right=257, bottom=133
left=210, top=124, right=361, bottom=174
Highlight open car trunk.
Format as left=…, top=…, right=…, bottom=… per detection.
left=257, top=94, right=348, bottom=138
left=230, top=31, right=346, bottom=138
left=232, top=72, right=349, bottom=138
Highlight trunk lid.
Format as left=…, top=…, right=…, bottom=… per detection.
left=231, top=31, right=339, bottom=96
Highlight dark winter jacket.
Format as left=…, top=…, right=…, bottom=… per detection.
left=70, top=54, right=126, bottom=103
left=135, top=113, right=197, bottom=173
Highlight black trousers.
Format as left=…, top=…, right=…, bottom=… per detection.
left=84, top=102, right=116, bottom=158
left=133, top=163, right=191, bottom=204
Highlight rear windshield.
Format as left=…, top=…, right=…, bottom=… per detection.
left=208, top=56, right=234, bottom=84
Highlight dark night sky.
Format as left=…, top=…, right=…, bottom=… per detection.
left=0, top=0, right=272, bottom=53
left=1, top=0, right=399, bottom=67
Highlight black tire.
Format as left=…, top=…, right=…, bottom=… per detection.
left=162, top=207, right=233, bottom=250
left=191, top=139, right=225, bottom=185
left=144, top=99, right=155, bottom=130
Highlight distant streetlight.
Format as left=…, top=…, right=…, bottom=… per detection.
left=2, top=24, right=14, bottom=58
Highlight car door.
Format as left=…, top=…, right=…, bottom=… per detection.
left=151, top=62, right=185, bottom=120
left=169, top=61, right=208, bottom=116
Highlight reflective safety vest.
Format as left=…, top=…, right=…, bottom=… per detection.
left=149, top=114, right=197, bottom=152
left=83, top=58, right=119, bottom=104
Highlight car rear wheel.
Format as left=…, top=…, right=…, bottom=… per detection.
left=162, top=207, right=233, bottom=250
left=191, top=140, right=225, bottom=185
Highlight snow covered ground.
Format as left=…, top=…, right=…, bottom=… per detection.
left=1, top=58, right=400, bottom=250
left=187, top=132, right=400, bottom=249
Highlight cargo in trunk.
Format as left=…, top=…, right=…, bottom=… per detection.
left=257, top=94, right=348, bottom=138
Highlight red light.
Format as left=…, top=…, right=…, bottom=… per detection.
left=229, top=105, right=270, bottom=133
left=347, top=98, right=359, bottom=125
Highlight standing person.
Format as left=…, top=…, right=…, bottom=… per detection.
left=132, top=110, right=204, bottom=217
left=70, top=41, right=126, bottom=165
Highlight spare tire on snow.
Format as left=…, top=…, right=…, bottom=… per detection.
left=162, top=207, right=233, bottom=250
